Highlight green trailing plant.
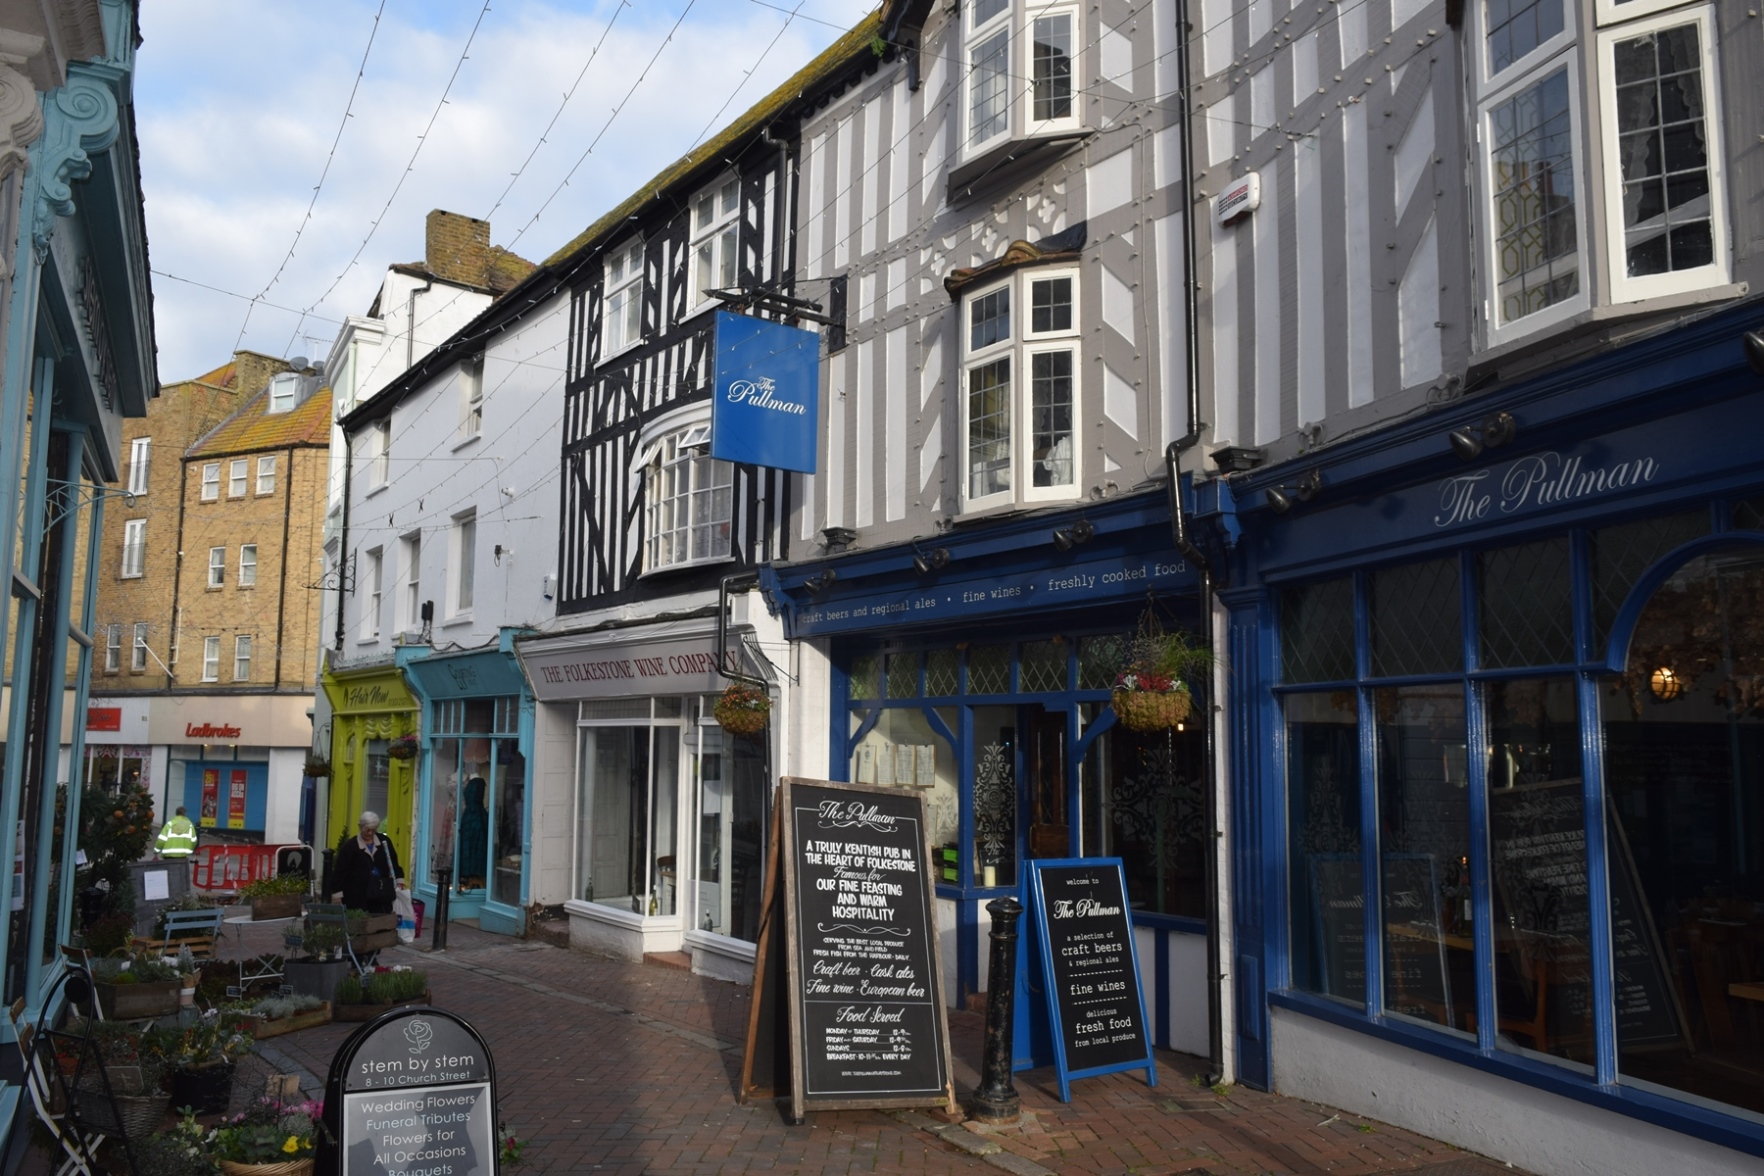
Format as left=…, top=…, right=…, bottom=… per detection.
left=206, top=1098, right=328, bottom=1165
left=237, top=874, right=309, bottom=899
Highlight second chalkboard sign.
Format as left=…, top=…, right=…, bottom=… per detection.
left=1029, top=859, right=1158, bottom=1102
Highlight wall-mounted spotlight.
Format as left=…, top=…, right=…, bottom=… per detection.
left=912, top=547, right=950, bottom=575
left=1266, top=469, right=1322, bottom=514
left=1052, top=519, right=1095, bottom=552
left=1745, top=329, right=1764, bottom=376
left=803, top=569, right=838, bottom=594
left=1448, top=411, right=1518, bottom=461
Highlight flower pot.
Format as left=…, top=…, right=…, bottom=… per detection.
left=251, top=1001, right=332, bottom=1040
left=169, top=1060, right=236, bottom=1115
left=180, top=986, right=196, bottom=1007
left=285, top=958, right=351, bottom=1005
left=1110, top=686, right=1193, bottom=733
left=73, top=1087, right=168, bottom=1139
left=219, top=1160, right=314, bottom=1176
left=333, top=990, right=430, bottom=1022
left=251, top=894, right=304, bottom=921
left=95, top=979, right=181, bottom=1020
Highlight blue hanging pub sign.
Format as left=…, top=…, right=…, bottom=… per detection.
left=709, top=311, right=821, bottom=473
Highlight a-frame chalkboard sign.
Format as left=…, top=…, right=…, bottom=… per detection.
left=1024, top=858, right=1158, bottom=1102
left=741, top=777, right=957, bottom=1122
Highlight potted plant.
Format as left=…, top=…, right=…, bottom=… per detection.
left=239, top=875, right=307, bottom=922
left=206, top=1097, right=328, bottom=1175
left=387, top=733, right=420, bottom=761
left=1110, top=614, right=1213, bottom=734
left=345, top=906, right=399, bottom=953
left=284, top=918, right=350, bottom=1004
left=135, top=1108, right=221, bottom=1176
left=148, top=1010, right=254, bottom=1115
left=712, top=682, right=770, bottom=738
left=62, top=1016, right=169, bottom=1140
left=90, top=953, right=183, bottom=1019
left=300, top=754, right=331, bottom=779
left=332, top=967, right=430, bottom=1022
left=177, top=943, right=201, bottom=1008
left=246, top=993, right=331, bottom=1040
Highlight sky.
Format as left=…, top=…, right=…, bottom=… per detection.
left=135, top=0, right=880, bottom=383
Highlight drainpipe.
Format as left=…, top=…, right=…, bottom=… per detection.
left=171, top=454, right=190, bottom=682
left=335, top=432, right=353, bottom=652
left=1174, top=0, right=1205, bottom=452
left=274, top=445, right=293, bottom=687
left=406, top=278, right=432, bottom=371
left=715, top=572, right=766, bottom=687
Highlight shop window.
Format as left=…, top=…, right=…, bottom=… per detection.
left=1735, top=497, right=1764, bottom=532
left=492, top=738, right=526, bottom=908
left=1590, top=508, right=1706, bottom=652
left=1486, top=677, right=1593, bottom=1065
left=971, top=707, right=1018, bottom=887
left=365, top=741, right=390, bottom=823
left=1286, top=691, right=1364, bottom=1002
left=1371, top=558, right=1463, bottom=677
left=1376, top=684, right=1474, bottom=1035
left=966, top=644, right=1012, bottom=694
left=850, top=705, right=962, bottom=882
left=695, top=714, right=766, bottom=941
left=1282, top=577, right=1355, bottom=683
left=849, top=654, right=881, bottom=702
left=1082, top=703, right=1208, bottom=919
left=643, top=428, right=733, bottom=572
left=576, top=705, right=680, bottom=917
left=924, top=648, right=960, bottom=697
left=1019, top=640, right=1068, bottom=693
left=1479, top=536, right=1574, bottom=667
left=1605, top=545, right=1764, bottom=1114
left=1078, top=633, right=1127, bottom=690
left=885, top=652, right=920, bottom=699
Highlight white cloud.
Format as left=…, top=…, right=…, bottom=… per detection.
left=136, top=0, right=879, bottom=381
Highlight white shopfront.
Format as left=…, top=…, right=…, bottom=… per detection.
left=520, top=624, right=776, bottom=981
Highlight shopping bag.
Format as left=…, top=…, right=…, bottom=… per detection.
left=394, top=886, right=417, bottom=944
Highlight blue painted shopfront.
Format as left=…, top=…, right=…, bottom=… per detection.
left=403, top=633, right=535, bottom=937
left=1201, top=295, right=1764, bottom=1157
left=764, top=495, right=1217, bottom=1055
left=182, top=759, right=269, bottom=834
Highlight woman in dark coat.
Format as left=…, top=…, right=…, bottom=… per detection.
left=334, top=811, right=403, bottom=914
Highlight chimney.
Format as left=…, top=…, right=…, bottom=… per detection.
left=425, top=210, right=493, bottom=288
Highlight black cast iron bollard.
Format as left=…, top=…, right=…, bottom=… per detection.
left=970, top=896, right=1023, bottom=1123
left=432, top=867, right=452, bottom=952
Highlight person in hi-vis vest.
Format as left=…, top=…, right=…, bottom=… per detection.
left=155, top=806, right=198, bottom=860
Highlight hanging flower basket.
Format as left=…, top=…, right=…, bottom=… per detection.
left=1111, top=680, right=1194, bottom=732
left=1108, top=603, right=1212, bottom=734
left=301, top=756, right=331, bottom=778
left=713, top=683, right=771, bottom=738
left=387, top=734, right=420, bottom=761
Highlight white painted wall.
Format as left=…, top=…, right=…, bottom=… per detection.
left=1270, top=1008, right=1763, bottom=1176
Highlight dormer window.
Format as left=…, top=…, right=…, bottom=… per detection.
left=267, top=372, right=299, bottom=414
left=603, top=239, right=645, bottom=356
left=960, top=267, right=1081, bottom=511
left=963, top=0, right=1081, bottom=161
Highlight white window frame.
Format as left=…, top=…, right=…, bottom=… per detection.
left=1025, top=7, right=1081, bottom=137
left=689, top=177, right=741, bottom=313
left=201, top=636, right=220, bottom=683
left=361, top=547, right=383, bottom=641
left=1594, top=0, right=1694, bottom=26
left=256, top=455, right=276, bottom=495
left=459, top=355, right=485, bottom=441
left=126, top=437, right=150, bottom=496
left=450, top=513, right=476, bottom=617
left=121, top=518, right=145, bottom=578
left=641, top=422, right=734, bottom=574
left=207, top=546, right=225, bottom=589
left=601, top=239, right=645, bottom=357
left=400, top=532, right=421, bottom=631
left=228, top=458, right=248, bottom=498
left=233, top=635, right=252, bottom=681
left=1475, top=53, right=1591, bottom=349
left=1594, top=4, right=1727, bottom=304
left=370, top=420, right=391, bottom=488
left=268, top=372, right=298, bottom=413
left=201, top=462, right=220, bottom=501
left=964, top=9, right=1013, bottom=158
left=238, top=544, right=257, bottom=587
left=958, top=268, right=1083, bottom=514
left=1473, top=0, right=1577, bottom=96
left=132, top=622, right=148, bottom=672
left=104, top=624, right=120, bottom=673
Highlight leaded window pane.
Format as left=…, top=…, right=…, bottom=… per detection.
left=970, top=286, right=1010, bottom=351
left=1479, top=537, right=1575, bottom=668
left=1485, top=0, right=1562, bottom=75
left=1019, top=640, right=1067, bottom=693
left=924, top=649, right=960, bottom=697
left=1031, top=276, right=1073, bottom=333
left=1032, top=14, right=1074, bottom=122
left=1491, top=69, right=1579, bottom=324
left=849, top=653, right=881, bottom=702
left=1613, top=23, right=1712, bottom=278
left=1030, top=351, right=1074, bottom=488
left=1079, top=633, right=1127, bottom=690
left=1287, top=691, right=1363, bottom=1002
left=1736, top=498, right=1764, bottom=532
left=1283, top=577, right=1355, bottom=683
left=967, top=644, right=1011, bottom=694
left=967, top=358, right=1012, bottom=499
left=1372, top=558, right=1463, bottom=677
left=886, top=652, right=921, bottom=699
left=970, top=30, right=1010, bottom=145
left=1590, top=509, right=1706, bottom=653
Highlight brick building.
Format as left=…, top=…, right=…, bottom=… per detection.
left=78, top=354, right=331, bottom=844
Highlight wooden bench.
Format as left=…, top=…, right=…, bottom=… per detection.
left=131, top=906, right=226, bottom=961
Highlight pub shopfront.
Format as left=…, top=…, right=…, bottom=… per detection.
left=1208, top=298, right=1764, bottom=1173
left=762, top=493, right=1217, bottom=1058
left=320, top=654, right=421, bottom=871
left=402, top=635, right=539, bottom=937
left=516, top=617, right=778, bottom=981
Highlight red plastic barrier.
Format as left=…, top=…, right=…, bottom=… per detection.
left=190, top=844, right=301, bottom=893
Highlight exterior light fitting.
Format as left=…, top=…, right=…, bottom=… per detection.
left=1744, top=329, right=1764, bottom=376
left=912, top=547, right=950, bottom=575
left=1266, top=469, right=1322, bottom=514
left=1052, top=520, right=1095, bottom=552
left=1449, top=411, right=1517, bottom=461
left=804, top=569, right=838, bottom=594
left=1649, top=666, right=1683, bottom=702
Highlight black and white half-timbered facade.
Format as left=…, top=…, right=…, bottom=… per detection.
left=516, top=22, right=884, bottom=978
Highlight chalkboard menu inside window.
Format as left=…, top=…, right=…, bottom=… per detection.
left=772, top=777, right=955, bottom=1119
left=1028, top=859, right=1157, bottom=1101
left=1307, top=854, right=1367, bottom=1003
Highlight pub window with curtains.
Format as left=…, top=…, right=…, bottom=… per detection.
left=1281, top=497, right=1764, bottom=1118
left=843, top=631, right=1206, bottom=919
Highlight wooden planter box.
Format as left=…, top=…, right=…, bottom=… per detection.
left=95, top=979, right=181, bottom=1020
left=285, top=959, right=351, bottom=1005
left=348, top=913, right=400, bottom=954
left=251, top=894, right=304, bottom=921
left=332, top=990, right=430, bottom=1022
left=251, top=1002, right=332, bottom=1040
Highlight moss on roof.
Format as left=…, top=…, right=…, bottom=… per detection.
left=189, top=385, right=333, bottom=457
left=542, top=11, right=882, bottom=268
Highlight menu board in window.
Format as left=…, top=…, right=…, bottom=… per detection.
left=762, top=777, right=955, bottom=1120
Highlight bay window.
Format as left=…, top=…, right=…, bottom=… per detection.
left=963, top=0, right=1079, bottom=159
left=643, top=425, right=733, bottom=572
left=602, top=239, right=645, bottom=356
left=961, top=268, right=1080, bottom=511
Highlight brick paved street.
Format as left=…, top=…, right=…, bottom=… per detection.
left=205, top=915, right=1527, bottom=1176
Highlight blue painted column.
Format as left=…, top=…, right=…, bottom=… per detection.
left=55, top=472, right=106, bottom=944
left=1219, top=584, right=1270, bottom=1089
